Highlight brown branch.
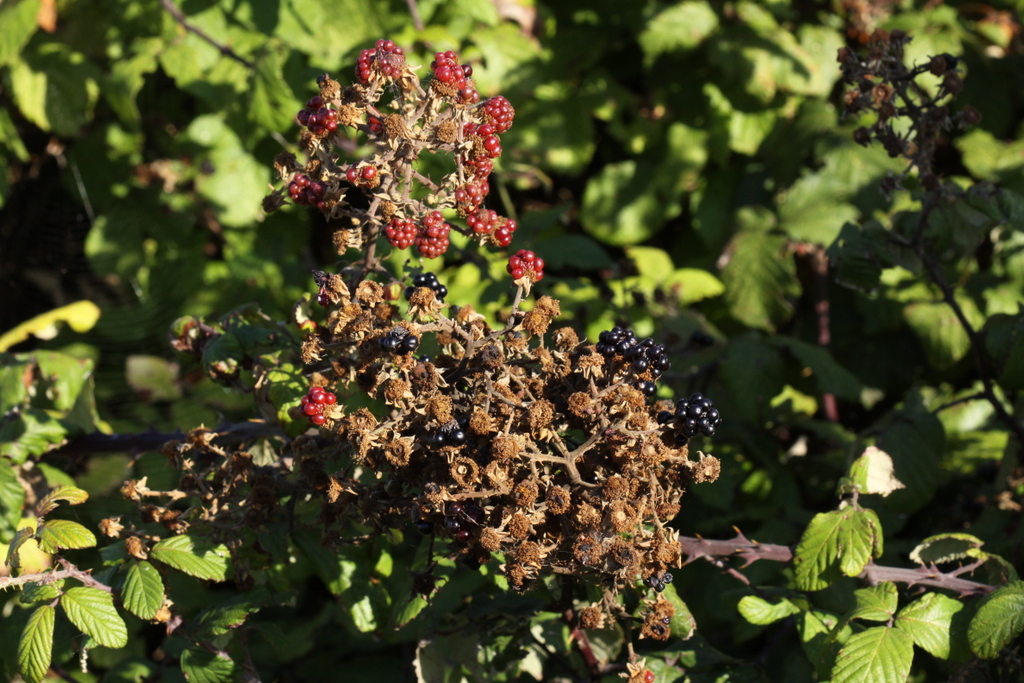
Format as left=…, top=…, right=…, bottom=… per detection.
left=0, top=558, right=113, bottom=593
left=46, top=421, right=286, bottom=458
left=159, top=0, right=254, bottom=69
left=680, top=532, right=995, bottom=596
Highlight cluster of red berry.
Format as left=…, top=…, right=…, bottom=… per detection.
left=482, top=95, right=515, bottom=133
left=300, top=386, right=336, bottom=426
left=295, top=95, right=338, bottom=136
left=287, top=175, right=325, bottom=208
left=431, top=51, right=479, bottom=103
left=384, top=212, right=452, bottom=259
left=345, top=164, right=378, bottom=187
left=506, top=250, right=545, bottom=282
left=355, top=39, right=405, bottom=84
left=466, top=208, right=517, bottom=247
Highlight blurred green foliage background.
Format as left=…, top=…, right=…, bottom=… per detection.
left=2, top=0, right=1024, bottom=680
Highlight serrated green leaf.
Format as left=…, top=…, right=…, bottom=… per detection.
left=770, top=336, right=864, bottom=401
left=848, top=446, right=906, bottom=497
left=21, top=579, right=63, bottom=603
left=5, top=525, right=35, bottom=569
left=895, top=592, right=963, bottom=660
left=909, top=533, right=984, bottom=565
left=36, top=519, right=96, bottom=554
left=122, top=561, right=164, bottom=620
left=180, top=647, right=239, bottom=683
left=249, top=46, right=296, bottom=132
left=0, top=407, right=70, bottom=464
left=738, top=595, right=802, bottom=625
left=850, top=582, right=898, bottom=622
left=0, top=461, right=25, bottom=536
left=831, top=625, right=914, bottom=683
left=794, top=508, right=882, bottom=591
left=639, top=1, right=719, bottom=63
left=150, top=535, right=230, bottom=581
left=60, top=586, right=128, bottom=649
left=0, top=356, right=32, bottom=413
left=878, top=406, right=945, bottom=513
left=194, top=588, right=268, bottom=639
left=17, top=604, right=54, bottom=683
left=0, top=0, right=40, bottom=68
left=799, top=609, right=849, bottom=680
left=721, top=213, right=798, bottom=331
left=968, top=581, right=1024, bottom=659
left=8, top=44, right=100, bottom=137
left=661, top=583, right=696, bottom=639
left=904, top=297, right=984, bottom=371
left=580, top=160, right=673, bottom=246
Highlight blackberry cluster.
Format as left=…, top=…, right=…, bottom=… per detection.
left=466, top=208, right=517, bottom=248
left=659, top=392, right=721, bottom=441
left=405, top=272, right=447, bottom=303
left=355, top=39, right=405, bottom=84
left=507, top=250, right=545, bottom=283
left=379, top=327, right=420, bottom=355
left=596, top=328, right=670, bottom=397
left=287, top=174, right=325, bottom=208
left=415, top=211, right=451, bottom=259
left=345, top=164, right=378, bottom=187
left=444, top=502, right=485, bottom=542
left=643, top=572, right=674, bottom=594
left=430, top=51, right=479, bottom=104
left=482, top=96, right=515, bottom=134
left=425, top=418, right=468, bottom=448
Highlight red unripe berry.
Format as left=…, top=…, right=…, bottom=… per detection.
left=346, top=167, right=358, bottom=183
left=307, top=95, right=323, bottom=108
left=310, top=414, right=326, bottom=426
left=483, top=135, right=501, bottom=152
left=435, top=65, right=453, bottom=82
left=326, top=120, right=338, bottom=132
left=322, top=392, right=336, bottom=405
left=478, top=124, right=494, bottom=137
left=462, top=64, right=473, bottom=77
left=361, top=166, right=377, bottom=180
left=643, top=671, right=655, bottom=683
left=303, top=402, right=321, bottom=416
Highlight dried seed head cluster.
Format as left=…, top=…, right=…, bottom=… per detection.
left=293, top=276, right=720, bottom=602
left=263, top=39, right=520, bottom=259
left=838, top=29, right=980, bottom=193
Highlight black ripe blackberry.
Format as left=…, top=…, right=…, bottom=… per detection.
left=596, top=327, right=671, bottom=379
left=405, top=271, right=448, bottom=303
left=643, top=571, right=674, bottom=593
left=426, top=417, right=468, bottom=448
left=380, top=327, right=420, bottom=355
left=671, top=392, right=722, bottom=441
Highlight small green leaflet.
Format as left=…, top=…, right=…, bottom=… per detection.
left=122, top=561, right=165, bottom=620
left=17, top=604, right=54, bottom=683
left=180, top=647, right=239, bottom=683
left=738, top=595, right=802, bottom=625
left=848, top=446, right=905, bottom=497
left=60, top=586, right=128, bottom=648
left=194, top=588, right=269, bottom=640
left=849, top=582, right=897, bottom=623
left=5, top=526, right=34, bottom=569
left=36, top=519, right=97, bottom=553
left=150, top=534, right=230, bottom=581
left=661, top=583, right=697, bottom=639
left=909, top=532, right=983, bottom=565
left=794, top=507, right=883, bottom=591
left=895, top=592, right=963, bottom=660
left=830, top=626, right=914, bottom=683
left=35, top=484, right=89, bottom=517
left=21, top=579, right=64, bottom=603
left=968, top=581, right=1024, bottom=659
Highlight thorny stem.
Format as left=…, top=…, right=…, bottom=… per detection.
left=0, top=558, right=114, bottom=593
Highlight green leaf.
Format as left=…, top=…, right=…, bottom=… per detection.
left=968, top=581, right=1024, bottom=659
left=0, top=408, right=70, bottom=464
left=895, top=592, right=963, bottom=660
left=35, top=485, right=89, bottom=517
left=293, top=530, right=360, bottom=595
left=121, top=561, right=165, bottom=620
left=903, top=296, right=984, bottom=371
left=738, top=595, right=802, bottom=625
left=36, top=519, right=97, bottom=554
left=194, top=588, right=268, bottom=640
left=850, top=582, right=898, bottom=623
left=639, top=1, right=719, bottom=63
left=186, top=115, right=269, bottom=228
left=249, top=46, right=296, bottom=133
left=721, top=211, right=798, bottom=331
left=125, top=355, right=182, bottom=402
left=180, top=647, right=239, bottom=683
left=799, top=609, right=849, bottom=680
left=0, top=0, right=40, bottom=68
left=794, top=508, right=883, bottom=591
left=17, top=604, right=55, bottom=683
left=32, top=351, right=93, bottom=413
left=770, top=336, right=864, bottom=401
left=7, top=44, right=101, bottom=137
left=5, top=526, right=35, bottom=569
left=831, top=626, right=914, bottom=683
left=60, top=586, right=128, bottom=649
left=878, top=404, right=945, bottom=513
left=0, top=461, right=25, bottom=537
left=21, top=579, right=63, bottom=603
left=847, top=446, right=906, bottom=497
left=580, top=160, right=674, bottom=246
left=661, top=582, right=697, bottom=639
left=0, top=303, right=102, bottom=354
left=534, top=234, right=614, bottom=270
left=908, top=532, right=984, bottom=565
left=150, top=535, right=230, bottom=581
